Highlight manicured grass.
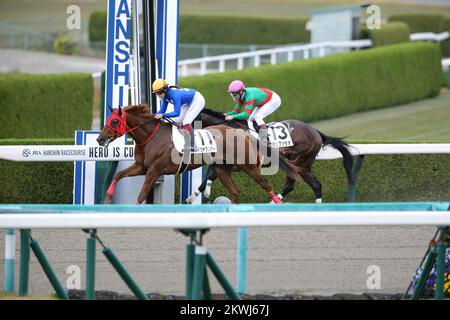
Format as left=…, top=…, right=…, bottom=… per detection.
left=312, top=90, right=450, bottom=142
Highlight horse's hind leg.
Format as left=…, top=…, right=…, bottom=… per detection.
left=184, top=166, right=217, bottom=204
left=137, top=167, right=162, bottom=204
left=241, top=165, right=283, bottom=204
left=299, top=167, right=322, bottom=203
left=211, top=165, right=239, bottom=203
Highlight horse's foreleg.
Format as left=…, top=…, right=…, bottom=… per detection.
left=104, top=163, right=145, bottom=204
left=211, top=166, right=239, bottom=203
left=241, top=165, right=283, bottom=204
left=273, top=175, right=296, bottom=203
left=136, top=167, right=161, bottom=204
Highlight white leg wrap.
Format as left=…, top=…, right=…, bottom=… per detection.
left=204, top=180, right=212, bottom=199
left=186, top=190, right=200, bottom=204
left=315, top=198, right=322, bottom=203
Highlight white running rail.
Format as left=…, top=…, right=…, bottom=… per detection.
left=1, top=144, right=450, bottom=162
left=178, top=39, right=373, bottom=77
left=410, top=31, right=449, bottom=43
left=1, top=211, right=449, bottom=228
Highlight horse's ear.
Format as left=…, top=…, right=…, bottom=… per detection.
left=118, top=105, right=122, bottom=116
left=108, top=104, right=113, bottom=113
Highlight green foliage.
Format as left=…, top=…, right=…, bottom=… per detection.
left=180, top=42, right=442, bottom=123
left=200, top=154, right=450, bottom=203
left=360, top=22, right=411, bottom=47
left=0, top=138, right=74, bottom=204
left=0, top=73, right=93, bottom=138
left=388, top=13, right=450, bottom=57
left=388, top=14, right=445, bottom=33
left=53, top=34, right=79, bottom=55
left=441, top=17, right=450, bottom=58
left=88, top=11, right=310, bottom=45
left=88, top=10, right=107, bottom=42
left=442, top=69, right=449, bottom=88
left=2, top=138, right=448, bottom=204
left=179, top=15, right=310, bottom=44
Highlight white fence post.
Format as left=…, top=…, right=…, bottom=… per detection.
left=200, top=62, right=207, bottom=75
left=287, top=51, right=294, bottom=62
left=270, top=53, right=277, bottom=65
left=254, top=55, right=260, bottom=67
left=237, top=57, right=244, bottom=70
left=303, top=49, right=309, bottom=60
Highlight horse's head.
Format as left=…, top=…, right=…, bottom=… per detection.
left=97, top=105, right=127, bottom=147
left=97, top=104, right=153, bottom=147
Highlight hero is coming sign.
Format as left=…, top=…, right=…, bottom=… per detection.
left=104, top=0, right=131, bottom=123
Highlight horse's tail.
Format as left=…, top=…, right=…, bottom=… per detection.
left=317, top=131, right=354, bottom=186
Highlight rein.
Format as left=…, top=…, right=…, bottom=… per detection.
left=133, top=121, right=161, bottom=147
left=111, top=112, right=162, bottom=147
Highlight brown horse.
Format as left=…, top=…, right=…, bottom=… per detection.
left=183, top=108, right=354, bottom=203
left=96, top=104, right=298, bottom=204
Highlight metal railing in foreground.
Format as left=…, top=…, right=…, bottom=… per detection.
left=1, top=202, right=449, bottom=300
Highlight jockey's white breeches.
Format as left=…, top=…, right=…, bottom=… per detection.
left=248, top=92, right=281, bottom=126
left=171, top=92, right=205, bottom=126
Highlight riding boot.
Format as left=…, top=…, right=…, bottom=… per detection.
left=258, top=123, right=271, bottom=157
left=181, top=124, right=198, bottom=152
left=258, top=124, right=268, bottom=142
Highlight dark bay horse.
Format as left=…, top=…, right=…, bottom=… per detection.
left=184, top=108, right=355, bottom=203
left=96, top=104, right=298, bottom=204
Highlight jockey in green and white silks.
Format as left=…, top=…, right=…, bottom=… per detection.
left=224, top=80, right=281, bottom=141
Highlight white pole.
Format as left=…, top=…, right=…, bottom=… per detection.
left=4, top=229, right=15, bottom=292
left=129, top=56, right=136, bottom=105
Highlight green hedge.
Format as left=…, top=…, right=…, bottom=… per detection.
left=2, top=138, right=449, bottom=204
left=0, top=139, right=74, bottom=204
left=443, top=69, right=449, bottom=88
left=180, top=42, right=442, bottom=123
left=207, top=154, right=450, bottom=203
left=360, top=22, right=411, bottom=47
left=179, top=15, right=310, bottom=44
left=88, top=11, right=310, bottom=44
left=388, top=13, right=450, bottom=57
left=88, top=10, right=107, bottom=42
left=441, top=17, right=450, bottom=57
left=0, top=73, right=93, bottom=139
left=388, top=14, right=444, bottom=33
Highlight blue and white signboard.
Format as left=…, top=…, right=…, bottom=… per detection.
left=104, top=0, right=132, bottom=123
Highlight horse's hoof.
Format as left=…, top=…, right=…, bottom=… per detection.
left=103, top=197, right=112, bottom=204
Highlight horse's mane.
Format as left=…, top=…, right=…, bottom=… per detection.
left=201, top=107, right=226, bottom=120
left=123, top=104, right=150, bottom=114
left=201, top=107, right=251, bottom=129
left=123, top=104, right=158, bottom=119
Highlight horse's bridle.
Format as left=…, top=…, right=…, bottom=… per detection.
left=104, top=110, right=161, bottom=147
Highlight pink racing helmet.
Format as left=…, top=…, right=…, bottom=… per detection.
left=227, top=80, right=245, bottom=93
